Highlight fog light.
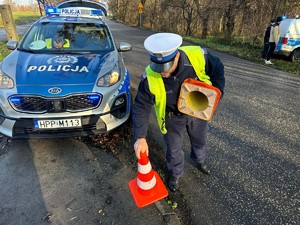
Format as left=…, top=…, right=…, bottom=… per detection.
left=111, top=94, right=127, bottom=119
left=114, top=97, right=125, bottom=106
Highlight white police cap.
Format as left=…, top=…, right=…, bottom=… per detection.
left=144, top=33, right=182, bottom=73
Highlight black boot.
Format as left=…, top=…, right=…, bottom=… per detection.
left=168, top=176, right=179, bottom=192
left=198, top=162, right=211, bottom=175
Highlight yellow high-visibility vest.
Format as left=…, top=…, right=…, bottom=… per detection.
left=146, top=46, right=211, bottom=134
left=45, top=38, right=70, bottom=49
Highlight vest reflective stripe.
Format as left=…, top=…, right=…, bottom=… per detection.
left=146, top=65, right=167, bottom=134
left=147, top=46, right=209, bottom=134
left=179, top=46, right=212, bottom=85
left=63, top=39, right=70, bottom=48
left=45, top=38, right=52, bottom=49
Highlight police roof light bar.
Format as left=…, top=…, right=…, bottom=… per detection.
left=45, top=7, right=103, bottom=17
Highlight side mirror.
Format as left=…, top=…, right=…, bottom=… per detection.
left=117, top=42, right=131, bottom=52
left=6, top=40, right=18, bottom=50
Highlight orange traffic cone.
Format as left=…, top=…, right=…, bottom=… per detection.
left=128, top=152, right=168, bottom=208
left=177, top=78, right=221, bottom=121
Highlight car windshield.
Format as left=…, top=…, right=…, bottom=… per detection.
left=19, top=21, right=114, bottom=53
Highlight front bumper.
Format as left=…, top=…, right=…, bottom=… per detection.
left=1, top=115, right=106, bottom=138
left=0, top=94, right=131, bottom=139
left=0, top=112, right=130, bottom=139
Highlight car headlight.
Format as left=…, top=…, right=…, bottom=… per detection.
left=0, top=71, right=14, bottom=89
left=97, top=69, right=120, bottom=87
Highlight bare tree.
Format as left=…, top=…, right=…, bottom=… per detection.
left=106, top=0, right=300, bottom=44
left=143, top=0, right=161, bottom=30
left=161, top=0, right=198, bottom=36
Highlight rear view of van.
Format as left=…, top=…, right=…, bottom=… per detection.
left=274, top=18, right=300, bottom=62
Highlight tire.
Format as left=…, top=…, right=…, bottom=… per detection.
left=290, top=48, right=300, bottom=63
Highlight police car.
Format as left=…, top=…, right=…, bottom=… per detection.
left=274, top=17, right=300, bottom=63
left=0, top=5, right=132, bottom=138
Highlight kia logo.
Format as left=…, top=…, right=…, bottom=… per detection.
left=48, top=87, right=62, bottom=94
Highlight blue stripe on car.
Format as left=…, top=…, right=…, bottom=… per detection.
left=276, top=37, right=300, bottom=50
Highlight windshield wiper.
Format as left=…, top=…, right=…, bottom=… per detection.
left=19, top=48, right=92, bottom=55
left=19, top=48, right=38, bottom=54
left=49, top=51, right=92, bottom=54
left=64, top=51, right=92, bottom=54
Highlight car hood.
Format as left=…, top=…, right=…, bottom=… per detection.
left=2, top=50, right=118, bottom=95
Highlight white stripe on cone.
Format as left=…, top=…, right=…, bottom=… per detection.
left=138, top=161, right=152, bottom=174
left=137, top=176, right=157, bottom=190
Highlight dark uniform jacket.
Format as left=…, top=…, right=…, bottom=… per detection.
left=264, top=25, right=273, bottom=43
left=133, top=49, right=225, bottom=139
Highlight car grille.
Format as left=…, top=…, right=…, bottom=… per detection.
left=9, top=93, right=102, bottom=113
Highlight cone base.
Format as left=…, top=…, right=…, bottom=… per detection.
left=128, top=171, right=168, bottom=208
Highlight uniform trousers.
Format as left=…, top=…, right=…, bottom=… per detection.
left=266, top=42, right=276, bottom=61
left=261, top=41, right=270, bottom=59
left=163, top=113, right=208, bottom=178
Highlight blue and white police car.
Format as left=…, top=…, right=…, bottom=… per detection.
left=0, top=6, right=132, bottom=138
left=274, top=17, right=300, bottom=63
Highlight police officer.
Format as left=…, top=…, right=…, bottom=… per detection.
left=45, top=33, right=70, bottom=49
left=133, top=33, right=225, bottom=192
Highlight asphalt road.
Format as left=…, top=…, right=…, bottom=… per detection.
left=0, top=23, right=31, bottom=41
left=108, top=20, right=300, bottom=224
left=0, top=20, right=299, bottom=225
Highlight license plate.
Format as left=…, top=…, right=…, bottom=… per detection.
left=34, top=118, right=82, bottom=129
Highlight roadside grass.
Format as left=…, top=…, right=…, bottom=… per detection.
left=184, top=36, right=300, bottom=76
left=0, top=41, right=11, bottom=60
left=0, top=11, right=41, bottom=28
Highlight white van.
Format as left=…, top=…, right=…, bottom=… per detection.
left=274, top=18, right=300, bottom=62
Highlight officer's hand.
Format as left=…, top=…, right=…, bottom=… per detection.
left=54, top=40, right=64, bottom=48
left=134, top=138, right=149, bottom=159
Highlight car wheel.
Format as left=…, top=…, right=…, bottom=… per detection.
left=290, top=48, right=300, bottom=63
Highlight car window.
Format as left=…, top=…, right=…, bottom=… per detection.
left=20, top=21, right=114, bottom=53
